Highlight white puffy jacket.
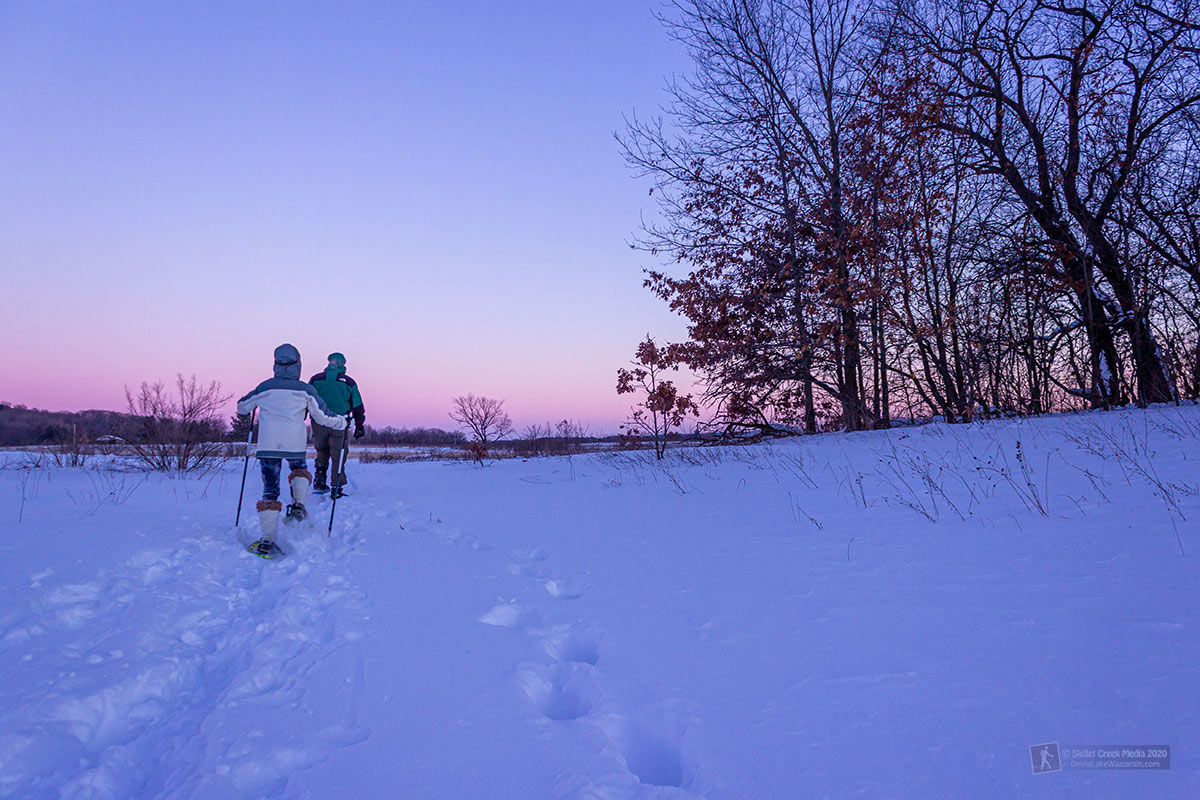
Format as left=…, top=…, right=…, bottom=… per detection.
left=237, top=354, right=346, bottom=459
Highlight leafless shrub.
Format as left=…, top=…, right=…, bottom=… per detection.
left=124, top=375, right=231, bottom=476
left=48, top=424, right=93, bottom=468
left=549, top=419, right=589, bottom=456
left=512, top=420, right=590, bottom=458
left=1147, top=408, right=1200, bottom=442
left=777, top=450, right=818, bottom=489
left=789, top=492, right=824, bottom=530
left=603, top=451, right=651, bottom=487
left=1065, top=417, right=1197, bottom=521
left=515, top=423, right=551, bottom=457
left=19, top=450, right=50, bottom=470
left=66, top=471, right=147, bottom=515
left=1064, top=415, right=1196, bottom=554
left=1067, top=465, right=1112, bottom=506
left=664, top=469, right=690, bottom=495
left=17, top=467, right=46, bottom=523
left=971, top=440, right=1051, bottom=517
left=363, top=445, right=487, bottom=463
left=826, top=464, right=866, bottom=510
left=93, top=438, right=129, bottom=457
left=359, top=445, right=412, bottom=463
left=875, top=440, right=967, bottom=522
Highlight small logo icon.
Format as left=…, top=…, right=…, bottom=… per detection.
left=1031, top=742, right=1061, bottom=774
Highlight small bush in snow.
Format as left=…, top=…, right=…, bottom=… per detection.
left=124, top=375, right=231, bottom=477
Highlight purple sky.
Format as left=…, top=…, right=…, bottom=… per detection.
left=0, top=1, right=692, bottom=434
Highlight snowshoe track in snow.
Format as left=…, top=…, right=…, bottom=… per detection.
left=0, top=518, right=370, bottom=799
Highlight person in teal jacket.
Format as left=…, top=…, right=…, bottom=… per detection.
left=308, top=352, right=366, bottom=497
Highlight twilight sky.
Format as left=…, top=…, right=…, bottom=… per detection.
left=0, top=1, right=692, bottom=434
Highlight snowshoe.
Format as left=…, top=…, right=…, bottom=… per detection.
left=330, top=485, right=347, bottom=500
left=248, top=539, right=286, bottom=559
left=285, top=503, right=308, bottom=524
left=312, top=481, right=329, bottom=495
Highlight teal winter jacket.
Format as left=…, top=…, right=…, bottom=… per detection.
left=309, top=365, right=365, bottom=428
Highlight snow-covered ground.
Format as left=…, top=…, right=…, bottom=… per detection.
left=1, top=406, right=1198, bottom=799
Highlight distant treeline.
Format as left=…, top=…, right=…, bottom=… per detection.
left=358, top=426, right=467, bottom=446
left=0, top=404, right=144, bottom=447
left=1, top=402, right=640, bottom=451
left=0, top=403, right=476, bottom=449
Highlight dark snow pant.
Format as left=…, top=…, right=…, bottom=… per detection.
left=312, top=422, right=347, bottom=487
left=259, top=457, right=308, bottom=501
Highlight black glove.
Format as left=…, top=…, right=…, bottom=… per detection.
left=354, top=427, right=365, bottom=439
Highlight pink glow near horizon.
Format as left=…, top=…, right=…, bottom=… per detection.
left=1, top=2, right=696, bottom=434
left=13, top=333, right=695, bottom=436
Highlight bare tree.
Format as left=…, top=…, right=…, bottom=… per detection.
left=894, top=0, right=1200, bottom=406
left=622, top=0, right=905, bottom=431
left=622, top=0, right=1200, bottom=430
left=449, top=394, right=514, bottom=449
left=516, top=422, right=550, bottom=457
left=125, top=375, right=231, bottom=475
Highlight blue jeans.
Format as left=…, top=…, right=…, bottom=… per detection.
left=259, top=457, right=308, bottom=501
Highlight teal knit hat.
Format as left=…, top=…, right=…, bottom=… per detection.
left=327, top=352, right=346, bottom=366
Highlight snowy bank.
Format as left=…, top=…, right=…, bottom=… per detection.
left=1, top=406, right=1198, bottom=798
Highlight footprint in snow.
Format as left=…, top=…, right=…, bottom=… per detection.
left=541, top=624, right=602, bottom=665
left=484, top=548, right=698, bottom=791
left=543, top=576, right=588, bottom=600
left=479, top=601, right=540, bottom=630
left=603, top=716, right=690, bottom=789
left=520, top=663, right=597, bottom=721
left=511, top=547, right=548, bottom=563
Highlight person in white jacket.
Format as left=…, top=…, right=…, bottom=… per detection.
left=237, top=343, right=346, bottom=557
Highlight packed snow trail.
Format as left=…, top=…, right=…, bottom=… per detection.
left=2, top=405, right=1200, bottom=798
left=0, top=479, right=372, bottom=799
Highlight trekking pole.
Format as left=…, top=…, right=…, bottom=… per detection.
left=328, top=414, right=353, bottom=536
left=234, top=409, right=257, bottom=527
